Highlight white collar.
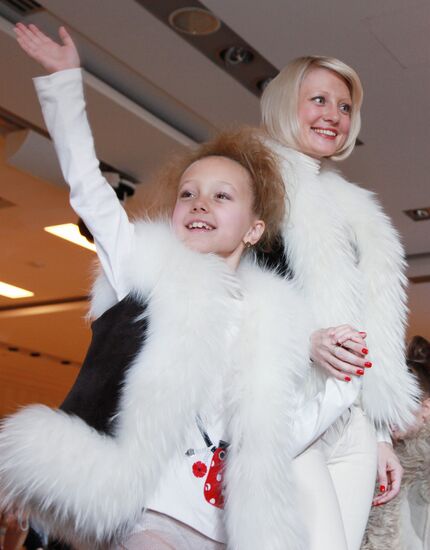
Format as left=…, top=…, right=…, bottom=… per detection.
left=292, top=150, right=321, bottom=175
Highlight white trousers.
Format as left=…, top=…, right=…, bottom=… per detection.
left=114, top=511, right=225, bottom=550
left=292, top=406, right=378, bottom=550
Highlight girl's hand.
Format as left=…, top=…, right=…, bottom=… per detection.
left=372, top=442, right=403, bottom=506
left=310, top=325, right=370, bottom=381
left=14, top=23, right=80, bottom=74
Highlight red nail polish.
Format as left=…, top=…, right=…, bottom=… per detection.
left=344, top=376, right=351, bottom=382
left=362, top=348, right=368, bottom=355
left=359, top=331, right=366, bottom=336
left=356, top=369, right=364, bottom=375
left=364, top=362, right=372, bottom=368
left=380, top=485, right=386, bottom=492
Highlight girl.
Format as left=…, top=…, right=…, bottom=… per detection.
left=260, top=57, right=420, bottom=550
left=0, top=24, right=313, bottom=550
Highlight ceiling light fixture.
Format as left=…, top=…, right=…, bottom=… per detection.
left=44, top=223, right=97, bottom=252
left=220, top=46, right=254, bottom=66
left=256, top=77, right=274, bottom=92
left=0, top=281, right=34, bottom=299
left=169, top=7, right=221, bottom=36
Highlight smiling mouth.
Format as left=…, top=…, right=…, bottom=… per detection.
left=311, top=127, right=338, bottom=138
left=186, top=221, right=215, bottom=231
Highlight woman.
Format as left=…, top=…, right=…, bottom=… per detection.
left=362, top=335, right=430, bottom=550
left=260, top=57, right=420, bottom=550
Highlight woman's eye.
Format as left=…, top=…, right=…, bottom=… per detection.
left=340, top=103, right=352, bottom=114
left=312, top=96, right=325, bottom=105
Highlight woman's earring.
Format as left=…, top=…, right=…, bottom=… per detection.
left=242, top=240, right=252, bottom=249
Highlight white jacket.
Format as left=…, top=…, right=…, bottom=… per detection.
left=270, top=140, right=420, bottom=434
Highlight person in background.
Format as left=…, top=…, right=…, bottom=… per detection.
left=361, top=335, right=430, bottom=550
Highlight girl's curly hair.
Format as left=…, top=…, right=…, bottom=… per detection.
left=142, top=127, right=286, bottom=252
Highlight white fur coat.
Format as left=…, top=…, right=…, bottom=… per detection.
left=271, top=143, right=419, bottom=433
left=0, top=221, right=309, bottom=549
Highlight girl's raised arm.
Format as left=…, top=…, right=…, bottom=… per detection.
left=14, top=23, right=80, bottom=74
left=15, top=24, right=134, bottom=300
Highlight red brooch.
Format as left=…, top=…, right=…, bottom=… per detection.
left=192, top=461, right=208, bottom=478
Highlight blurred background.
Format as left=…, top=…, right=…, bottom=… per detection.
left=0, top=0, right=429, bottom=418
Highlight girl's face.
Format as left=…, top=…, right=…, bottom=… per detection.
left=297, top=67, right=352, bottom=159
left=172, top=156, right=265, bottom=269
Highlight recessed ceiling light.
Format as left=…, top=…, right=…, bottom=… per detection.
left=256, top=77, right=274, bottom=92
left=44, top=223, right=96, bottom=252
left=220, top=46, right=254, bottom=66
left=169, top=7, right=221, bottom=35
left=0, top=281, right=34, bottom=299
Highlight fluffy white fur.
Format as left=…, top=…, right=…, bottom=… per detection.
left=0, top=221, right=309, bottom=549
left=271, top=143, right=420, bottom=433
left=225, top=265, right=308, bottom=549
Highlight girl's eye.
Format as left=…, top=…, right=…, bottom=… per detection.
left=179, top=190, right=194, bottom=198
left=340, top=103, right=352, bottom=114
left=215, top=192, right=231, bottom=200
left=312, top=96, right=325, bottom=105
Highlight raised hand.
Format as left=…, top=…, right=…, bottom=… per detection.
left=14, top=23, right=80, bottom=74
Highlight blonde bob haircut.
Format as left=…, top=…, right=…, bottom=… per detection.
left=261, top=56, right=363, bottom=161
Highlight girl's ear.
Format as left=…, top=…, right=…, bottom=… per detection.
left=245, top=220, right=265, bottom=246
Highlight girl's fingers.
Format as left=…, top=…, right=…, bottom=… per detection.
left=28, top=23, right=47, bottom=40
left=58, top=25, right=73, bottom=45
left=15, top=35, right=34, bottom=56
left=16, top=22, right=38, bottom=45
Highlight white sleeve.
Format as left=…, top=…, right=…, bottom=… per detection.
left=33, top=68, right=134, bottom=301
left=375, top=427, right=392, bottom=444
left=291, top=375, right=362, bottom=457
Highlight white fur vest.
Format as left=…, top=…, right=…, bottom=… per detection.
left=270, top=143, right=419, bottom=433
left=0, top=221, right=309, bottom=550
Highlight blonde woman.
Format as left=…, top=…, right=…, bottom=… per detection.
left=259, top=57, right=419, bottom=550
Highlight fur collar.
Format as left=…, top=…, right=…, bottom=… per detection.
left=0, top=220, right=308, bottom=549
left=271, top=142, right=419, bottom=433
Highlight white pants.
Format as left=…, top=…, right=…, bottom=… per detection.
left=114, top=511, right=225, bottom=550
left=292, top=406, right=378, bottom=550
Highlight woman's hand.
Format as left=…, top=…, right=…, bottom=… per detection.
left=14, top=23, right=80, bottom=74
left=310, top=325, right=371, bottom=381
left=372, top=442, right=403, bottom=506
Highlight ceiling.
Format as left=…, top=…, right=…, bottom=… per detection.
left=0, top=0, right=429, bottom=417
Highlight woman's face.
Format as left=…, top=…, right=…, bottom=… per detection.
left=297, top=67, right=352, bottom=159
left=172, top=156, right=265, bottom=269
